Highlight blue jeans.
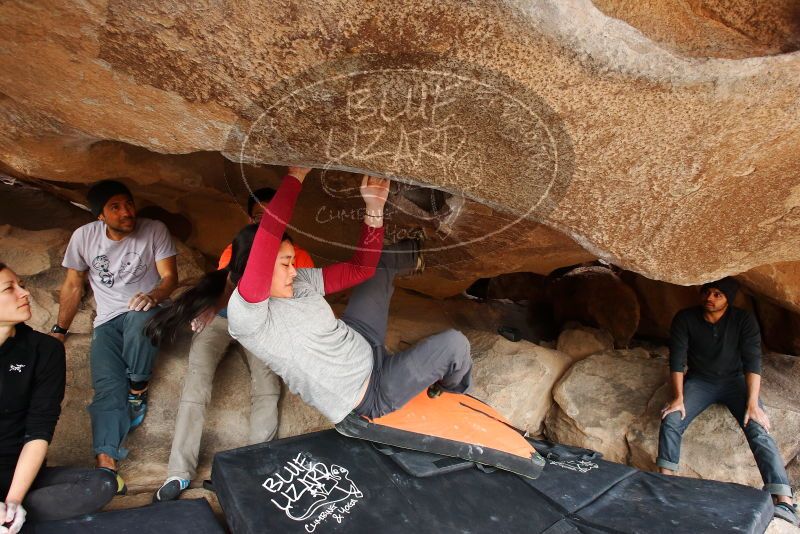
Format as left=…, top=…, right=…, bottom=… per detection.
left=657, top=374, right=792, bottom=497
left=89, top=309, right=159, bottom=460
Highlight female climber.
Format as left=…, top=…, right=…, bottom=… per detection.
left=148, top=166, right=472, bottom=425
left=0, top=262, right=117, bottom=533
left=226, top=166, right=472, bottom=423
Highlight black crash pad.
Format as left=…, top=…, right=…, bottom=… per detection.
left=211, top=430, right=774, bottom=534
left=24, top=498, right=225, bottom=534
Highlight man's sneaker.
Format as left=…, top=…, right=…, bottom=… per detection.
left=128, top=389, right=148, bottom=430
left=774, top=502, right=799, bottom=526
left=153, top=476, right=190, bottom=503
left=98, top=467, right=127, bottom=496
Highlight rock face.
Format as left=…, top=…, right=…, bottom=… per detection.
left=753, top=296, right=800, bottom=356
left=789, top=456, right=800, bottom=489
left=740, top=262, right=800, bottom=314
left=545, top=349, right=667, bottom=462
left=0, top=225, right=71, bottom=277
left=3, top=3, right=800, bottom=519
left=767, top=519, right=800, bottom=534
left=549, top=267, right=641, bottom=347
left=761, top=352, right=800, bottom=412
left=2, top=0, right=800, bottom=301
left=556, top=325, right=615, bottom=361
left=592, top=0, right=800, bottom=58
left=622, top=272, right=701, bottom=341
left=469, top=331, right=573, bottom=435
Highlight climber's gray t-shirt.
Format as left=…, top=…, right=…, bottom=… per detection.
left=62, top=218, right=177, bottom=327
left=227, top=268, right=373, bottom=423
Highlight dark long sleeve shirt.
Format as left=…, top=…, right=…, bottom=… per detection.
left=0, top=324, right=66, bottom=468
left=669, top=306, right=762, bottom=380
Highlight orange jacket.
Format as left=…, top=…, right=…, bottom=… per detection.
left=217, top=242, right=314, bottom=270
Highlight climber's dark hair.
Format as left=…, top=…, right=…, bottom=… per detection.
left=144, top=225, right=293, bottom=346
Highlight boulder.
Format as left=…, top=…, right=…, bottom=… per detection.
left=621, top=271, right=700, bottom=341
left=485, top=272, right=549, bottom=303
left=545, top=349, right=667, bottom=463
left=47, top=334, right=94, bottom=468
left=788, top=456, right=799, bottom=489
left=556, top=325, right=614, bottom=361
left=27, top=286, right=94, bottom=335
left=468, top=331, right=573, bottom=436
left=0, top=225, right=70, bottom=277
left=549, top=266, right=640, bottom=347
left=740, top=262, right=800, bottom=315
left=592, top=0, right=800, bottom=59
left=174, top=240, right=208, bottom=282
left=754, top=298, right=800, bottom=355
left=761, top=352, right=800, bottom=416
left=0, top=182, right=92, bottom=231
left=766, top=519, right=800, bottom=534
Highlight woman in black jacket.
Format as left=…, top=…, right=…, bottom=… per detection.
left=0, top=262, right=116, bottom=532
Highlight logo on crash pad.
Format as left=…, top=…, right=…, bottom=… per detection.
left=262, top=452, right=363, bottom=529
left=548, top=458, right=599, bottom=474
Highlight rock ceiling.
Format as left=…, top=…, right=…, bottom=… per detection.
left=1, top=0, right=799, bottom=303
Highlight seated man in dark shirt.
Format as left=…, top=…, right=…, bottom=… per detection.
left=0, top=262, right=116, bottom=532
left=658, top=277, right=797, bottom=526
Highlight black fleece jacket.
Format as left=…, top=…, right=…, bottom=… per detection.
left=669, top=306, right=762, bottom=380
left=0, top=324, right=65, bottom=468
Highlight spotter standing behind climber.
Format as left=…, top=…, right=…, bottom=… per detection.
left=145, top=187, right=314, bottom=503
left=658, top=277, right=798, bottom=526
left=0, top=263, right=116, bottom=533
left=50, top=180, right=178, bottom=493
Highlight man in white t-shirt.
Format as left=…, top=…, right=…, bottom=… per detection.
left=50, top=180, right=177, bottom=491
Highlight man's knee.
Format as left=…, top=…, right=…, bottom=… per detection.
left=660, top=412, right=686, bottom=433
left=124, top=309, right=159, bottom=341
left=743, top=420, right=771, bottom=441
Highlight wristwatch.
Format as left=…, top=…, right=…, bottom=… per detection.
left=50, top=324, right=68, bottom=335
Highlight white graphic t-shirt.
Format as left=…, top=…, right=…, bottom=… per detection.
left=62, top=218, right=177, bottom=327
